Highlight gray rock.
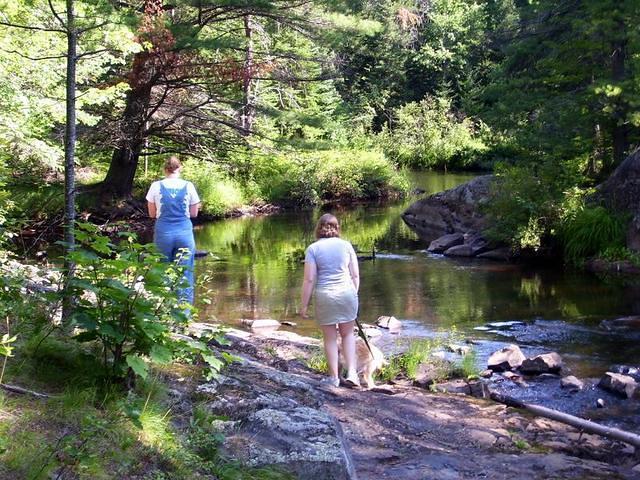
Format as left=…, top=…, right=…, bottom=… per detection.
left=487, top=344, right=526, bottom=372
left=427, top=233, right=464, bottom=253
left=443, top=244, right=474, bottom=257
left=519, top=352, right=563, bottom=374
left=402, top=175, right=493, bottom=243
left=608, top=364, right=640, bottom=382
left=560, top=375, right=584, bottom=391
left=598, top=372, right=639, bottom=399
left=376, top=316, right=402, bottom=331
left=465, top=233, right=491, bottom=256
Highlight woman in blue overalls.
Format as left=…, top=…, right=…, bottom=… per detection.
left=146, top=156, right=201, bottom=305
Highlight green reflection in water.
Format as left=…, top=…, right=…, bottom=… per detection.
left=193, top=172, right=640, bottom=370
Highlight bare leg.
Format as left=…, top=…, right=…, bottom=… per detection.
left=338, top=321, right=358, bottom=382
left=321, top=324, right=339, bottom=379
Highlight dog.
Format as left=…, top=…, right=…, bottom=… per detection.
left=337, top=335, right=387, bottom=389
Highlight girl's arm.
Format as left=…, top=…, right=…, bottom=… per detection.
left=300, top=261, right=317, bottom=318
left=148, top=202, right=157, bottom=218
left=348, top=247, right=360, bottom=292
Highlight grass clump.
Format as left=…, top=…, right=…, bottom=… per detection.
left=561, top=206, right=627, bottom=265
left=303, top=348, right=328, bottom=373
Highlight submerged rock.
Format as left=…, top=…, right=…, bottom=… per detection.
left=444, top=244, right=474, bottom=257
left=598, top=372, right=639, bottom=399
left=241, top=319, right=282, bottom=332
left=477, top=247, right=513, bottom=261
left=520, top=352, right=563, bottom=374
left=600, top=316, right=640, bottom=331
left=560, top=376, right=584, bottom=392
left=487, top=344, right=526, bottom=372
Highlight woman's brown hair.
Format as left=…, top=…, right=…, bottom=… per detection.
left=164, top=156, right=181, bottom=173
left=315, top=213, right=340, bottom=239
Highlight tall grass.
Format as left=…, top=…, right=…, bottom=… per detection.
left=561, top=206, right=626, bottom=264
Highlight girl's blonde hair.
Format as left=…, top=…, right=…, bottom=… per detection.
left=315, top=213, right=340, bottom=239
left=164, top=156, right=181, bottom=173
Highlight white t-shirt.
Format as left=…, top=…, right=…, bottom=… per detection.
left=145, top=178, right=200, bottom=219
left=304, top=237, right=358, bottom=288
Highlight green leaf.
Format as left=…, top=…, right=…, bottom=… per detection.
left=150, top=344, right=172, bottom=364
left=126, top=355, right=148, bottom=379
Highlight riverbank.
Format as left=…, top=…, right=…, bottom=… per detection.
left=3, top=320, right=636, bottom=479
left=168, top=324, right=640, bottom=479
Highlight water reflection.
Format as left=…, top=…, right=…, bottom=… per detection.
left=194, top=172, right=640, bottom=372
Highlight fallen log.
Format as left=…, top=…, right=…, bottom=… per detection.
left=1, top=383, right=51, bottom=399
left=490, top=392, right=640, bottom=448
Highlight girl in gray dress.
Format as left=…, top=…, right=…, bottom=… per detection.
left=300, top=214, right=360, bottom=387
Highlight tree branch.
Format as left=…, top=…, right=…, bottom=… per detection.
left=0, top=21, right=65, bottom=33
left=48, top=0, right=67, bottom=29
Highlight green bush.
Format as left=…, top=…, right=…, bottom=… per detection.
left=378, top=96, right=487, bottom=170
left=249, top=149, right=408, bottom=205
left=561, top=206, right=627, bottom=265
left=182, top=162, right=246, bottom=217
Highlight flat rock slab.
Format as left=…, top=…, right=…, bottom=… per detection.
left=198, top=358, right=356, bottom=480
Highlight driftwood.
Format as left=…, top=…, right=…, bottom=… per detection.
left=490, top=392, right=640, bottom=448
left=1, top=383, right=50, bottom=399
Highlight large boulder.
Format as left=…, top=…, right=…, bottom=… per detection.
left=402, top=175, right=494, bottom=243
left=519, top=352, right=563, bottom=374
left=598, top=372, right=639, bottom=399
left=487, top=344, right=526, bottom=372
left=594, top=148, right=640, bottom=252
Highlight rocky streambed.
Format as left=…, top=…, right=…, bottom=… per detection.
left=181, top=323, right=640, bottom=480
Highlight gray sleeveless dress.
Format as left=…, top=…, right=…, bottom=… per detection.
left=304, top=237, right=358, bottom=325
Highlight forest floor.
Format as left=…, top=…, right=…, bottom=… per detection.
left=205, top=325, right=640, bottom=480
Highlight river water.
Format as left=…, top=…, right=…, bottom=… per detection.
left=194, top=172, right=640, bottom=429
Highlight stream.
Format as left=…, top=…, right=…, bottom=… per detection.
left=194, top=171, right=640, bottom=431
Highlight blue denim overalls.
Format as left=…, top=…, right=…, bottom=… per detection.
left=154, top=180, right=195, bottom=305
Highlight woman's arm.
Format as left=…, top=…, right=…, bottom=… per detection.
left=300, top=261, right=317, bottom=318
left=348, top=249, right=360, bottom=292
left=189, top=202, right=201, bottom=218
left=148, top=202, right=157, bottom=218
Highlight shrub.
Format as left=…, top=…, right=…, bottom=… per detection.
left=182, top=162, right=245, bottom=217
left=67, top=223, right=226, bottom=385
left=249, top=149, right=408, bottom=205
left=484, top=159, right=585, bottom=250
left=379, top=96, right=487, bottom=170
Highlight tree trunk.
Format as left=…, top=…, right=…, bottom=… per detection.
left=62, top=0, right=77, bottom=321
left=101, top=0, right=163, bottom=199
left=240, top=14, right=255, bottom=135
left=610, top=20, right=628, bottom=171
left=101, top=86, right=152, bottom=198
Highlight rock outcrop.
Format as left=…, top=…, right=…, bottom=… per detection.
left=402, top=175, right=494, bottom=243
left=594, top=148, right=640, bottom=252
